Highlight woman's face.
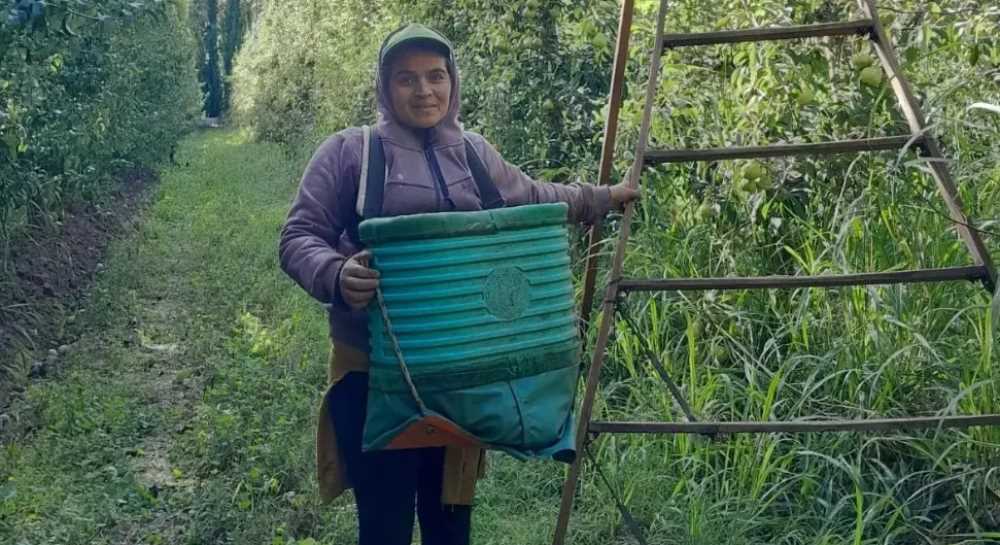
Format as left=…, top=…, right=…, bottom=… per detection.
left=387, top=49, right=451, bottom=130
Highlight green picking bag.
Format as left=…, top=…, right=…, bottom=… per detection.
left=360, top=203, right=579, bottom=462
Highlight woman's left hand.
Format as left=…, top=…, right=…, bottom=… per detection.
left=609, top=181, right=641, bottom=210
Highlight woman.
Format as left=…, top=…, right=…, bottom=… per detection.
left=279, top=23, right=638, bottom=545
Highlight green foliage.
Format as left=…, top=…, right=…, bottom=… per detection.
left=396, top=0, right=620, bottom=181
left=2, top=2, right=998, bottom=544
left=0, top=131, right=350, bottom=544
left=231, top=0, right=619, bottom=177
left=198, top=0, right=223, bottom=117
left=229, top=0, right=388, bottom=146
left=575, top=1, right=1000, bottom=543
left=220, top=0, right=245, bottom=111
left=190, top=0, right=248, bottom=117
left=225, top=1, right=1000, bottom=543
left=0, top=0, right=200, bottom=252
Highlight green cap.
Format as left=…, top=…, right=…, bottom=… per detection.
left=379, top=23, right=453, bottom=68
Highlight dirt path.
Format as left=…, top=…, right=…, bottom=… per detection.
left=0, top=168, right=157, bottom=412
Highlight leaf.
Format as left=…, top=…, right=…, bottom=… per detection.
left=967, top=102, right=1000, bottom=116
left=61, top=13, right=78, bottom=37
left=6, top=9, right=29, bottom=27
left=0, top=483, right=16, bottom=502
left=2, top=133, right=18, bottom=160
left=991, top=284, right=1000, bottom=334
left=29, top=0, right=43, bottom=20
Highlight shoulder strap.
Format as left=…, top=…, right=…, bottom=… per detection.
left=356, top=128, right=505, bottom=220
left=464, top=133, right=506, bottom=210
left=356, top=125, right=387, bottom=220
left=355, top=125, right=371, bottom=217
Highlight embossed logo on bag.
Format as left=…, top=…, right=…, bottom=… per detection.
left=483, top=266, right=530, bottom=320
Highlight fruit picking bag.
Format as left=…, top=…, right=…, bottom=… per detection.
left=359, top=203, right=579, bottom=462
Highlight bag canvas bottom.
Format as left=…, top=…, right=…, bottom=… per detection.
left=362, top=366, right=578, bottom=463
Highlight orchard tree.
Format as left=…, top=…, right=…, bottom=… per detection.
left=195, top=0, right=224, bottom=117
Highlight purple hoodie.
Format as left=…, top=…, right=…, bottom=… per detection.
left=279, top=38, right=613, bottom=351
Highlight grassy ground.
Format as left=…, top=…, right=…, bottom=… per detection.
left=2, top=128, right=998, bottom=545
left=0, top=129, right=584, bottom=545
left=0, top=130, right=346, bottom=545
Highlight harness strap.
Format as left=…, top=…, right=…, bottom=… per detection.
left=355, top=127, right=506, bottom=223
left=463, top=135, right=506, bottom=210
left=355, top=125, right=371, bottom=216
left=361, top=126, right=387, bottom=220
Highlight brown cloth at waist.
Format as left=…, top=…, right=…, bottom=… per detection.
left=316, top=341, right=486, bottom=505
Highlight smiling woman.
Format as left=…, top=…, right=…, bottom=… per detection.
left=387, top=49, right=452, bottom=129
left=277, top=23, right=638, bottom=545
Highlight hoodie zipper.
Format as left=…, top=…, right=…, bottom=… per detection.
left=423, top=130, right=456, bottom=211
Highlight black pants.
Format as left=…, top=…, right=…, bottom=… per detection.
left=328, top=372, right=472, bottom=545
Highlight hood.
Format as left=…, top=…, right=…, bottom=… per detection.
left=376, top=23, right=465, bottom=149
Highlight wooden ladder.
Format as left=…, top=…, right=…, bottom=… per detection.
left=553, top=1, right=1000, bottom=543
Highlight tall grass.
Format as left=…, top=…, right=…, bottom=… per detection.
left=562, top=2, right=1000, bottom=543
left=2, top=1, right=997, bottom=544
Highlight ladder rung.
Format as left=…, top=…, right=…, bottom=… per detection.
left=618, top=266, right=987, bottom=292
left=661, top=20, right=874, bottom=49
left=590, top=415, right=1000, bottom=435
left=645, top=135, right=918, bottom=164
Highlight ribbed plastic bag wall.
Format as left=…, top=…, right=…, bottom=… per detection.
left=361, top=204, right=578, bottom=389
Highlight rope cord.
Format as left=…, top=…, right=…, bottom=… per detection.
left=584, top=444, right=649, bottom=545
left=615, top=298, right=703, bottom=425
left=375, top=286, right=429, bottom=416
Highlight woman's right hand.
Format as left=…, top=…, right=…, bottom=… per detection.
left=340, top=250, right=380, bottom=310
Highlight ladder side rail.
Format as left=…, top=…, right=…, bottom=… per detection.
left=552, top=0, right=671, bottom=543
left=579, top=0, right=636, bottom=333
left=859, top=0, right=997, bottom=292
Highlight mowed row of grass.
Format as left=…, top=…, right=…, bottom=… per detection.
left=0, top=130, right=349, bottom=544
left=2, top=126, right=998, bottom=545
left=0, top=129, right=608, bottom=545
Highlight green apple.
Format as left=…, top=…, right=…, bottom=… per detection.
left=742, top=161, right=767, bottom=180
left=710, top=343, right=730, bottom=362
left=735, top=175, right=754, bottom=193
left=851, top=52, right=875, bottom=69
left=752, top=176, right=774, bottom=192
left=860, top=65, right=883, bottom=87
left=796, top=85, right=815, bottom=106
left=696, top=202, right=719, bottom=221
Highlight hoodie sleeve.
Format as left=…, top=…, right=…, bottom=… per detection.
left=466, top=133, right=613, bottom=225
left=278, top=131, right=361, bottom=308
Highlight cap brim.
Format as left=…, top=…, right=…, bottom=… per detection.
left=380, top=27, right=453, bottom=67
